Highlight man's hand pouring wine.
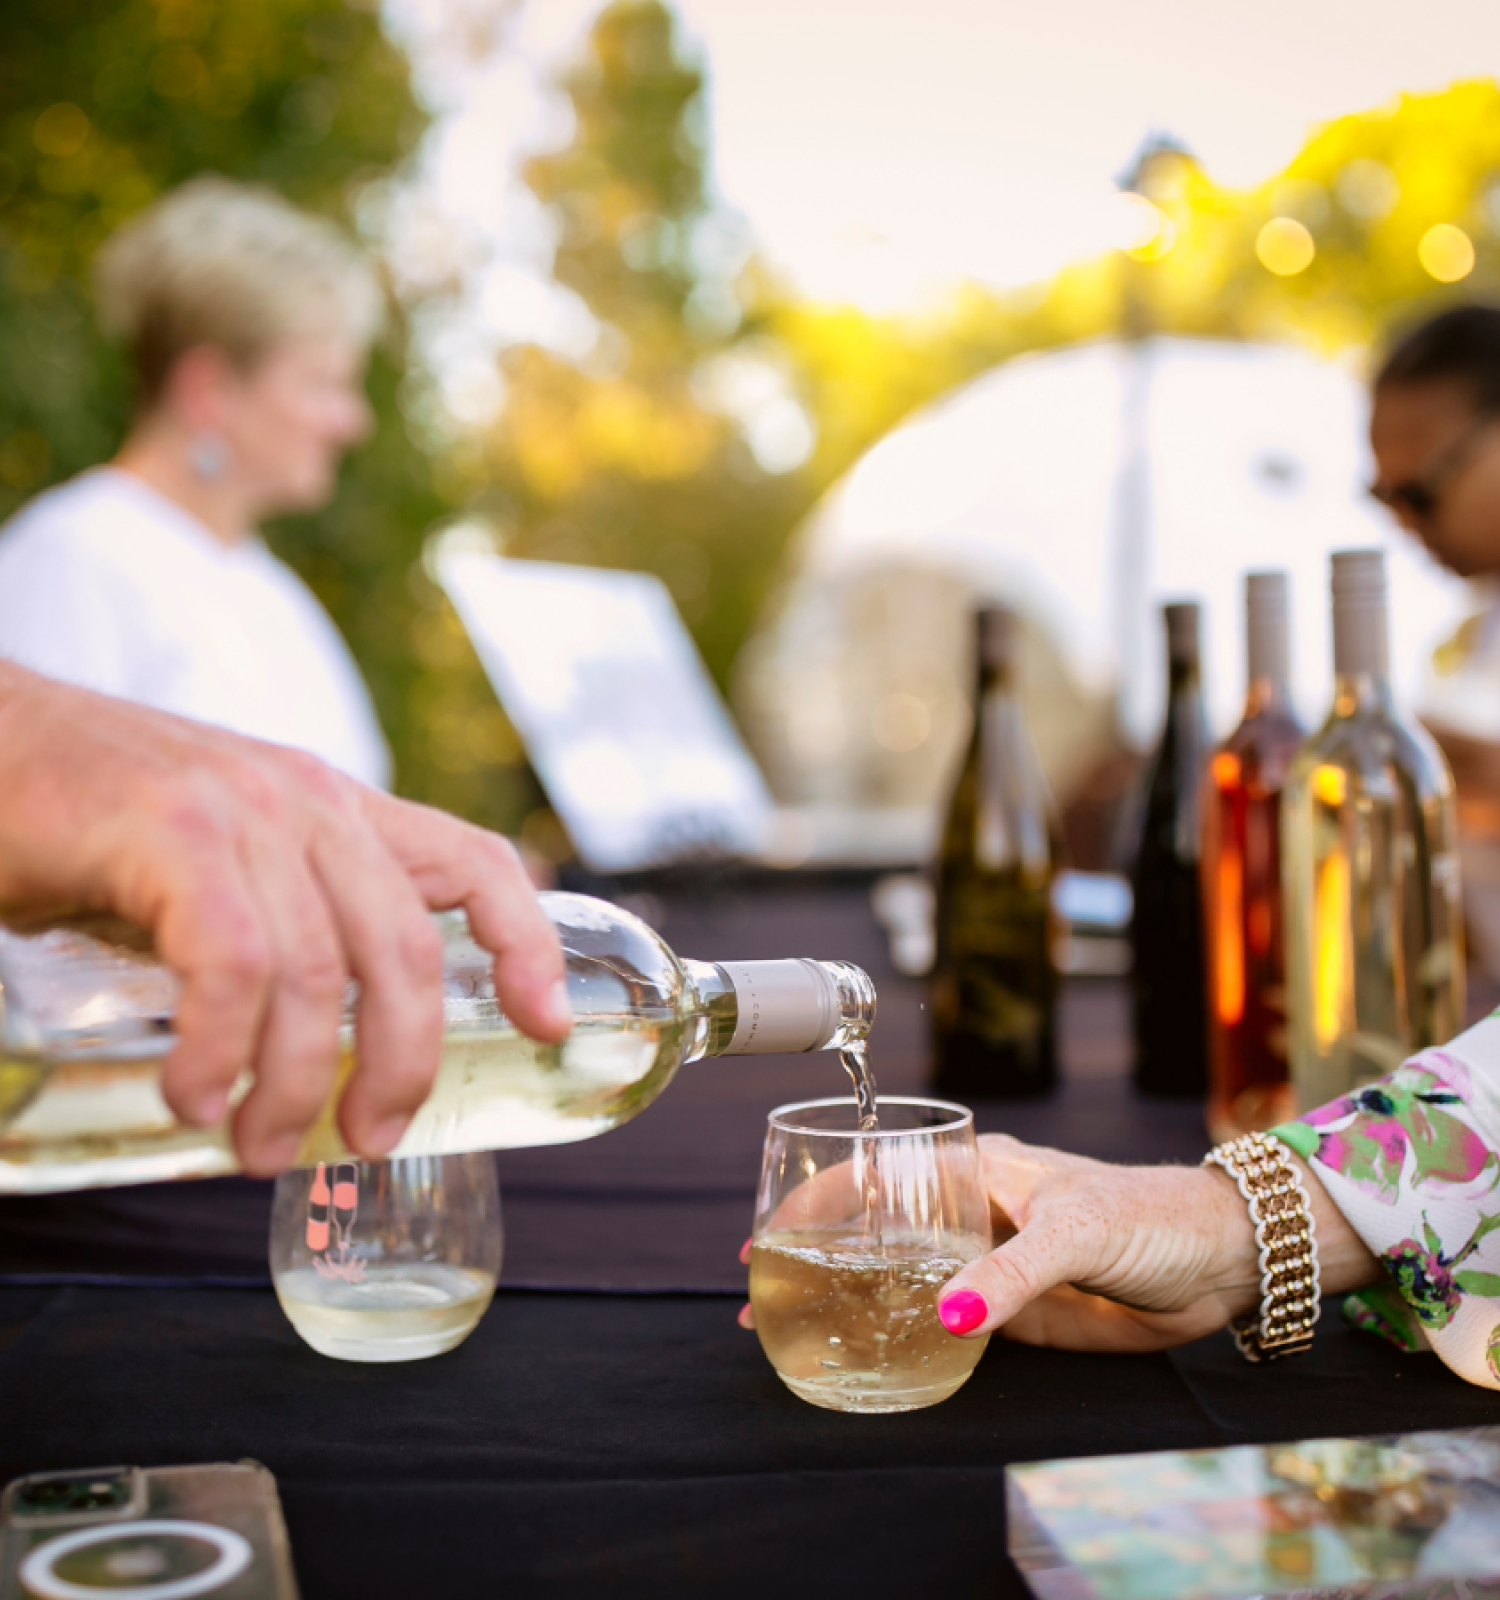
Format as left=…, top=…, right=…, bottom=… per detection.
left=0, top=665, right=571, bottom=1176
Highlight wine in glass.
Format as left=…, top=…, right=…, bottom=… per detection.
left=748, top=1096, right=991, bottom=1414
left=271, top=1153, right=502, bottom=1363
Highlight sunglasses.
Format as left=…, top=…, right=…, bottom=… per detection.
left=1371, top=405, right=1500, bottom=522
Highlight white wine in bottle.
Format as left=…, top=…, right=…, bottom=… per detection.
left=930, top=606, right=1059, bottom=1097
left=1282, top=551, right=1464, bottom=1107
left=0, top=893, right=876, bottom=1194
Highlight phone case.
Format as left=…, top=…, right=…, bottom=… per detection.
left=0, top=1461, right=298, bottom=1600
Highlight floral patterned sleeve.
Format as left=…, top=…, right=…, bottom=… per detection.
left=1269, top=1019, right=1500, bottom=1390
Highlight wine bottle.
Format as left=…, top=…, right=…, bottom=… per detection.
left=1131, top=602, right=1212, bottom=1096
left=1202, top=572, right=1305, bottom=1141
left=1283, top=550, right=1464, bottom=1107
left=930, top=605, right=1059, bottom=1096
left=0, top=893, right=876, bottom=1194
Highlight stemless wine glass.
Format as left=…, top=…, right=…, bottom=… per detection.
left=748, top=1096, right=992, bottom=1414
left=270, top=1153, right=502, bottom=1363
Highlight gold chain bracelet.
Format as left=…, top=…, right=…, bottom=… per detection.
left=1202, top=1131, right=1320, bottom=1362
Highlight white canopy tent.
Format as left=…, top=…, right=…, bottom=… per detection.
left=740, top=336, right=1472, bottom=816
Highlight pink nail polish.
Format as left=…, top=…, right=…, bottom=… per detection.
left=739, top=1237, right=754, bottom=1264
left=938, top=1289, right=988, bottom=1335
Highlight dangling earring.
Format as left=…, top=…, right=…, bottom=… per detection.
left=189, top=431, right=230, bottom=481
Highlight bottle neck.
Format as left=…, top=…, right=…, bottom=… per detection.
left=1167, top=653, right=1202, bottom=701
left=1243, top=673, right=1294, bottom=719
left=975, top=664, right=1028, bottom=749
left=1332, top=670, right=1396, bottom=718
left=1245, top=583, right=1290, bottom=689
left=1329, top=564, right=1392, bottom=717
left=683, top=958, right=876, bottom=1062
left=977, top=658, right=1017, bottom=699
left=1332, top=599, right=1389, bottom=682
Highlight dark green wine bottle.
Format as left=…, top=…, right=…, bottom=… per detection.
left=930, top=606, right=1059, bottom=1097
left=1131, top=601, right=1212, bottom=1096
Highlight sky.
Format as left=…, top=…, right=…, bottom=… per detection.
left=395, top=0, right=1500, bottom=320
left=689, top=0, right=1500, bottom=304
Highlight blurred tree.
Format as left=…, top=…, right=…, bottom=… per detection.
left=473, top=0, right=808, bottom=706
left=758, top=81, right=1500, bottom=502
left=1241, top=80, right=1500, bottom=348
left=0, top=0, right=530, bottom=827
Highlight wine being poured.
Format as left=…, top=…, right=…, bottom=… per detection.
left=840, top=1041, right=879, bottom=1132
left=839, top=1038, right=883, bottom=1251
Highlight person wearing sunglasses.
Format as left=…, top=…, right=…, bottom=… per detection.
left=1370, top=305, right=1500, bottom=574
left=1370, top=305, right=1500, bottom=834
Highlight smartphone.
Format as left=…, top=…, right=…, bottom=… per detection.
left=0, top=1462, right=298, bottom=1600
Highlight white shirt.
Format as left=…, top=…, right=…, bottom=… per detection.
left=0, top=469, right=391, bottom=788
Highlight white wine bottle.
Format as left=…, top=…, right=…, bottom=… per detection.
left=0, top=893, right=876, bottom=1194
left=930, top=605, right=1059, bottom=1096
left=1283, top=550, right=1464, bottom=1108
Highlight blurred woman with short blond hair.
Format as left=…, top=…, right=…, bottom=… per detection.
left=0, top=175, right=391, bottom=787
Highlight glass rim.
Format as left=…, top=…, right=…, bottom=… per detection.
left=766, top=1095, right=974, bottom=1139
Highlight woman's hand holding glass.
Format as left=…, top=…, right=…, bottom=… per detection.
left=744, top=1132, right=1382, bottom=1356
left=933, top=1135, right=1381, bottom=1350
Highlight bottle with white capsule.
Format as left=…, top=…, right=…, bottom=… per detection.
left=0, top=893, right=875, bottom=1194
left=1282, top=550, right=1464, bottom=1108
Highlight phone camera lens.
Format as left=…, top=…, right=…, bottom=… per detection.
left=19, top=1474, right=128, bottom=1515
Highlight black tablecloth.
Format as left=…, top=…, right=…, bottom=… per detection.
left=0, top=1285, right=1495, bottom=1599
left=0, top=881, right=1494, bottom=1599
